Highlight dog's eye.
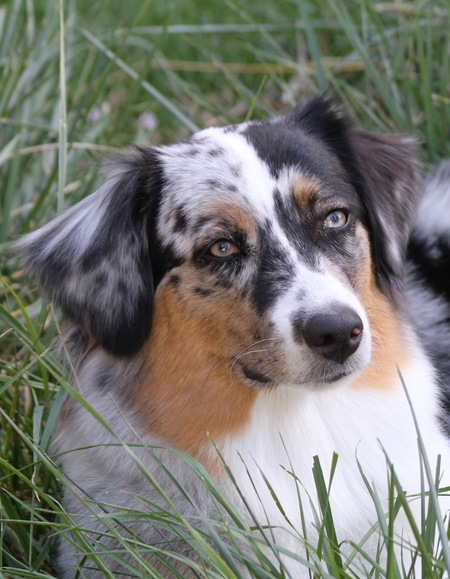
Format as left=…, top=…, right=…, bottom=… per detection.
left=207, top=240, right=240, bottom=258
left=323, top=210, right=348, bottom=230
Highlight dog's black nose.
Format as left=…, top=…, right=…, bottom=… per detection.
left=300, top=307, right=363, bottom=364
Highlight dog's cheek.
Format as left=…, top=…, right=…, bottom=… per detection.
left=351, top=226, right=409, bottom=389
left=133, top=280, right=259, bottom=457
left=161, top=267, right=263, bottom=353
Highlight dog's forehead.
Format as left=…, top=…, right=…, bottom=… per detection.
left=159, top=127, right=276, bottom=213
left=156, top=124, right=324, bottom=231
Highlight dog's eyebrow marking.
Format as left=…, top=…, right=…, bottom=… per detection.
left=189, top=202, right=257, bottom=241
left=291, top=177, right=321, bottom=207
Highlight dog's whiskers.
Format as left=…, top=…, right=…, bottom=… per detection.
left=234, top=337, right=278, bottom=357
left=230, top=339, right=279, bottom=381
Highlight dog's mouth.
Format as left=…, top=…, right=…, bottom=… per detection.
left=237, top=360, right=354, bottom=388
left=287, top=366, right=356, bottom=388
left=233, top=325, right=370, bottom=388
left=239, top=363, right=272, bottom=385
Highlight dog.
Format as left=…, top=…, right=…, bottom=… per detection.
left=19, top=98, right=450, bottom=577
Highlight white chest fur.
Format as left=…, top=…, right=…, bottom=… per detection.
left=217, top=354, right=450, bottom=559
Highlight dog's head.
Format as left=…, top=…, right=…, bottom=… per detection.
left=19, top=98, right=420, bottom=390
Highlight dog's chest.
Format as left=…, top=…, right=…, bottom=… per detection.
left=215, top=374, right=448, bottom=540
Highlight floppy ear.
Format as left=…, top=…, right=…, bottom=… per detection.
left=18, top=147, right=165, bottom=356
left=346, top=130, right=421, bottom=289
left=291, top=98, right=421, bottom=292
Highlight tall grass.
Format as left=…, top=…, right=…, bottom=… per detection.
left=1, top=0, right=449, bottom=576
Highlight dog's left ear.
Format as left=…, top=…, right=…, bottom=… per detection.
left=346, top=129, right=421, bottom=290
left=17, top=148, right=165, bottom=356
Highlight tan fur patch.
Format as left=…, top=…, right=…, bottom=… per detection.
left=353, top=227, right=408, bottom=389
left=195, top=200, right=257, bottom=240
left=134, top=280, right=258, bottom=459
left=292, top=177, right=321, bottom=207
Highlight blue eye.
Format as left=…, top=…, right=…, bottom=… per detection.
left=324, top=210, right=348, bottom=230
left=207, top=240, right=240, bottom=258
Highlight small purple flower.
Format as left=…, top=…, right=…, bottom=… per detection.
left=137, top=112, right=157, bottom=131
left=87, top=107, right=102, bottom=123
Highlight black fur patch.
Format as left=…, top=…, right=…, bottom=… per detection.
left=241, top=363, right=271, bottom=384
left=194, top=287, right=215, bottom=297
left=244, top=120, right=324, bottom=180
left=251, top=226, right=296, bottom=315
left=408, top=236, right=450, bottom=302
left=272, top=187, right=318, bottom=267
left=173, top=207, right=188, bottom=233
left=168, top=274, right=181, bottom=287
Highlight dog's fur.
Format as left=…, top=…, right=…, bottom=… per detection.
left=19, top=98, right=450, bottom=577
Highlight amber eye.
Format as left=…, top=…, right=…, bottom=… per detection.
left=323, top=210, right=348, bottom=230
left=207, top=240, right=240, bottom=258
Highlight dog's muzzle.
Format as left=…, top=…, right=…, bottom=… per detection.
left=293, top=305, right=364, bottom=364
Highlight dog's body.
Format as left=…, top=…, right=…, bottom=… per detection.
left=19, top=99, right=450, bottom=576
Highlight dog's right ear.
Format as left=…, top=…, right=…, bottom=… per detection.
left=17, top=148, right=165, bottom=356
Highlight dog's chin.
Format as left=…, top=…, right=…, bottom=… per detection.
left=275, top=370, right=362, bottom=393
left=289, top=355, right=369, bottom=391
left=302, top=370, right=360, bottom=391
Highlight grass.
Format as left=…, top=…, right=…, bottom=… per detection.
left=0, top=0, right=449, bottom=576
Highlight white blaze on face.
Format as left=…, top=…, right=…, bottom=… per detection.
left=269, top=259, right=372, bottom=385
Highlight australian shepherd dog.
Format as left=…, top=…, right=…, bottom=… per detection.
left=19, top=98, right=450, bottom=577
